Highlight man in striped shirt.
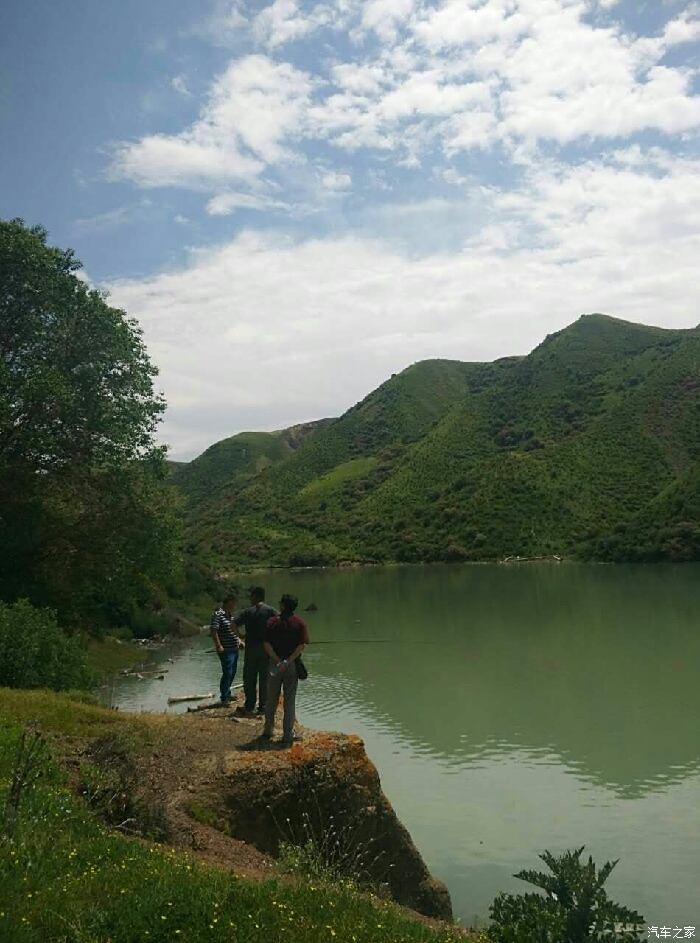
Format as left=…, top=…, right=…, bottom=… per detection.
left=210, top=592, right=242, bottom=705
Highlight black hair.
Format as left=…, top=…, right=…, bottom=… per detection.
left=279, top=593, right=298, bottom=613
left=250, top=586, right=266, bottom=601
left=223, top=592, right=237, bottom=605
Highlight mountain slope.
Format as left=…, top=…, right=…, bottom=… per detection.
left=174, top=315, right=700, bottom=568
left=172, top=420, right=331, bottom=507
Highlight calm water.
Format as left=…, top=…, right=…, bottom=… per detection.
left=107, top=563, right=700, bottom=927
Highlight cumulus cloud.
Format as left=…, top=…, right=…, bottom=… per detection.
left=252, top=0, right=332, bottom=47
left=109, top=149, right=700, bottom=459
left=112, top=1, right=700, bottom=199
left=111, top=55, right=314, bottom=188
left=321, top=170, right=352, bottom=189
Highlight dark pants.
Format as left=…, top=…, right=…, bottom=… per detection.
left=218, top=650, right=238, bottom=703
left=243, top=644, right=269, bottom=710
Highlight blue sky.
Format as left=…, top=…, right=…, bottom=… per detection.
left=1, top=0, right=699, bottom=458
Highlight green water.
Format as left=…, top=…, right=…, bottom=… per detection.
left=109, top=563, right=700, bottom=927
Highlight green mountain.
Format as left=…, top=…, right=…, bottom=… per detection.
left=171, top=421, right=331, bottom=506
left=174, top=315, right=700, bottom=568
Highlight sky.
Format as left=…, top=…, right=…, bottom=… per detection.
left=1, top=0, right=699, bottom=460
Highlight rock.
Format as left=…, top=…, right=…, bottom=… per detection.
left=219, top=734, right=453, bottom=921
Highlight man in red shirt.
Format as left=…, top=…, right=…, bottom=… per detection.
left=262, top=594, right=309, bottom=746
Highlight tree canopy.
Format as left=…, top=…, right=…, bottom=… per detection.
left=0, top=218, right=181, bottom=628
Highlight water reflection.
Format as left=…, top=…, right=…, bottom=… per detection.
left=286, top=564, right=700, bottom=796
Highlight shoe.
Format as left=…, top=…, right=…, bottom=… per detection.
left=260, top=731, right=272, bottom=740
left=281, top=734, right=303, bottom=747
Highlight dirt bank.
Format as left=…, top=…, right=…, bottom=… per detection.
left=90, top=701, right=453, bottom=922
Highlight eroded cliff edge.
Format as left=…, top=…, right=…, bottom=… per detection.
left=219, top=733, right=452, bottom=920
left=115, top=712, right=453, bottom=922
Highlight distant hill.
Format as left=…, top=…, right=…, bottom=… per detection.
left=172, top=315, right=700, bottom=567
left=172, top=420, right=332, bottom=506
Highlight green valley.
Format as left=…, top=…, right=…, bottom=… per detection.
left=173, top=315, right=700, bottom=569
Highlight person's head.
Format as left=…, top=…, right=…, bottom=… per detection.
left=279, top=594, right=298, bottom=616
left=223, top=592, right=237, bottom=613
left=249, top=586, right=265, bottom=605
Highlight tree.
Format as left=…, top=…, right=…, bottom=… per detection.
left=0, top=219, right=181, bottom=627
left=488, top=847, right=645, bottom=943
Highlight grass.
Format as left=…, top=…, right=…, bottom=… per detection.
left=85, top=636, right=147, bottom=681
left=299, top=457, right=379, bottom=500
left=0, top=707, right=482, bottom=943
left=0, top=688, right=138, bottom=739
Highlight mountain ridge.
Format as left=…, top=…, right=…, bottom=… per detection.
left=173, top=314, right=700, bottom=567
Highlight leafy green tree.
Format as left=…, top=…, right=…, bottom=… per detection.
left=0, top=219, right=181, bottom=627
left=488, top=847, right=645, bottom=943
left=0, top=599, right=93, bottom=689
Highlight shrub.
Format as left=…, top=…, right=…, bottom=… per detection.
left=0, top=599, right=93, bottom=690
left=487, top=847, right=645, bottom=943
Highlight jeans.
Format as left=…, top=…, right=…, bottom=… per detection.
left=243, top=644, right=269, bottom=710
left=264, top=659, right=298, bottom=743
left=218, top=650, right=238, bottom=703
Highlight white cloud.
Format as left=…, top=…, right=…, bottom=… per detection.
left=359, top=0, right=416, bottom=41
left=414, top=0, right=529, bottom=50
left=112, top=1, right=700, bottom=200
left=109, top=149, right=700, bottom=459
left=111, top=134, right=263, bottom=189
left=206, top=191, right=291, bottom=214
left=171, top=75, right=192, bottom=97
left=663, top=8, right=700, bottom=45
left=252, top=0, right=331, bottom=47
left=111, top=55, right=313, bottom=189
left=321, top=170, right=352, bottom=190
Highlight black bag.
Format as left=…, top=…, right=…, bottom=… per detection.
left=296, top=657, right=308, bottom=680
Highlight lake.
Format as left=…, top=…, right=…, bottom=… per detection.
left=107, top=563, right=700, bottom=928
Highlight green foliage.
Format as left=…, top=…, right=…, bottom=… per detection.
left=277, top=807, right=389, bottom=891
left=0, top=599, right=93, bottom=691
left=488, top=847, right=644, bottom=943
left=0, top=219, right=182, bottom=628
left=173, top=315, right=700, bottom=568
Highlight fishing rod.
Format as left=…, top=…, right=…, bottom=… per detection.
left=196, top=639, right=396, bottom=653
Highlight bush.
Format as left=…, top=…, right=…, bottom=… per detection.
left=488, top=847, right=645, bottom=942
left=0, top=599, right=93, bottom=690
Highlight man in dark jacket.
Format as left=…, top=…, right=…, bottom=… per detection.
left=234, top=586, right=277, bottom=715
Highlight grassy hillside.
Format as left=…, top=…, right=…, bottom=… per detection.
left=174, top=315, right=700, bottom=568
left=0, top=690, right=475, bottom=943
left=172, top=421, right=331, bottom=507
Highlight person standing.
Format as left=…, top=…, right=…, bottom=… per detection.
left=234, top=586, right=277, bottom=715
left=210, top=592, right=242, bottom=706
left=262, top=594, right=309, bottom=746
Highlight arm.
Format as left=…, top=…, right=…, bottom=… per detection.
left=233, top=610, right=246, bottom=638
left=287, top=620, right=310, bottom=664
left=209, top=614, right=224, bottom=655
left=264, top=641, right=279, bottom=665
